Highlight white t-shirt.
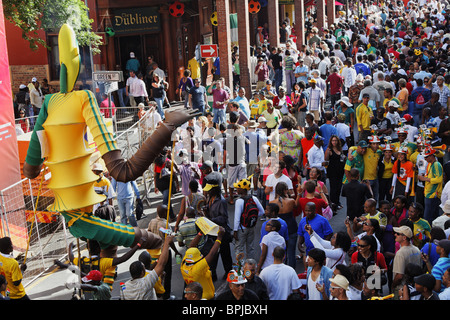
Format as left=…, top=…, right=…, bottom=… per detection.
left=307, top=273, right=323, bottom=300
left=260, top=231, right=286, bottom=270
left=259, top=263, right=302, bottom=300
left=123, top=269, right=158, bottom=300
left=265, top=173, right=293, bottom=201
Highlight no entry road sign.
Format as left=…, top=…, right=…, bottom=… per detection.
left=200, top=44, right=218, bottom=58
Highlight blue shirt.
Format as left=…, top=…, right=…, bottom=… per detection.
left=297, top=214, right=333, bottom=254
left=319, top=123, right=337, bottom=151
left=432, top=257, right=450, bottom=292
left=294, top=65, right=309, bottom=84
left=111, top=178, right=140, bottom=199
left=233, top=96, right=251, bottom=118
left=189, top=85, right=206, bottom=108
left=354, top=63, right=371, bottom=77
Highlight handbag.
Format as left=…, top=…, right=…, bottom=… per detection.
left=135, top=198, right=144, bottom=220
left=322, top=206, right=333, bottom=220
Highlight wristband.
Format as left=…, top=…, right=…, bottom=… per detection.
left=215, top=239, right=222, bottom=245
left=137, top=243, right=141, bottom=248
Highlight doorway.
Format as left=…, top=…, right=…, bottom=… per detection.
left=115, top=35, right=143, bottom=76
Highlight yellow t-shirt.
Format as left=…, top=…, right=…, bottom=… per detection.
left=348, top=146, right=381, bottom=180
left=362, top=148, right=382, bottom=180
left=188, top=58, right=201, bottom=80
left=249, top=99, right=260, bottom=118
left=382, top=158, right=394, bottom=179
left=355, top=103, right=373, bottom=131
left=364, top=211, right=387, bottom=228
left=180, top=258, right=215, bottom=300
left=0, top=253, right=26, bottom=299
left=257, top=99, right=269, bottom=115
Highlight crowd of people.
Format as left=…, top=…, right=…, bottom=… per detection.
left=5, top=0, right=450, bottom=303
left=125, top=0, right=450, bottom=301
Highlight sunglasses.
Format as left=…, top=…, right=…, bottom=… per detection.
left=184, top=290, right=196, bottom=294
left=357, top=243, right=369, bottom=247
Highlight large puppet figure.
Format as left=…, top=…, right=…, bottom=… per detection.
left=23, top=24, right=200, bottom=250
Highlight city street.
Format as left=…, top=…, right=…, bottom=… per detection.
left=24, top=180, right=348, bottom=300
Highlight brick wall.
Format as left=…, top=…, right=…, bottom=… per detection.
left=216, top=0, right=233, bottom=90
left=10, top=65, right=49, bottom=93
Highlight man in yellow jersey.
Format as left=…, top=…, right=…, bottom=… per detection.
left=418, top=146, right=443, bottom=224
left=0, top=237, right=29, bottom=300
left=180, top=226, right=225, bottom=300
left=355, top=93, right=374, bottom=142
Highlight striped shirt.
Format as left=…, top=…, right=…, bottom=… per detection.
left=424, top=161, right=443, bottom=198
left=432, top=257, right=450, bottom=293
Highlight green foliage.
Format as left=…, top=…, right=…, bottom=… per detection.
left=3, top=0, right=102, bottom=54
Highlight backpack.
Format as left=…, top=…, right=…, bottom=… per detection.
left=415, top=92, right=425, bottom=105
left=240, top=196, right=259, bottom=229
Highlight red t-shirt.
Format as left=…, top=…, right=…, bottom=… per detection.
left=301, top=138, right=314, bottom=166
left=351, top=251, right=388, bottom=270
left=298, top=197, right=328, bottom=216
left=326, top=73, right=344, bottom=95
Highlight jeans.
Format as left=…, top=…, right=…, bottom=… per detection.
left=368, top=179, right=379, bottom=203
left=154, top=97, right=165, bottom=120
left=274, top=68, right=283, bottom=93
left=379, top=178, right=392, bottom=202
left=212, top=108, right=226, bottom=124
left=285, top=70, right=295, bottom=95
left=117, top=87, right=128, bottom=107
left=286, top=233, right=298, bottom=269
left=193, top=104, right=205, bottom=116
left=162, top=188, right=175, bottom=220
left=234, top=227, right=256, bottom=260
left=424, top=197, right=441, bottom=225
left=117, top=197, right=137, bottom=227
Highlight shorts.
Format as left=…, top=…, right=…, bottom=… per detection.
left=295, top=111, right=307, bottom=128
left=246, top=163, right=258, bottom=177
left=310, top=110, right=320, bottom=121
left=227, top=164, right=247, bottom=185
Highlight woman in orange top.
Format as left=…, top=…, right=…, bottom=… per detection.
left=390, top=147, right=414, bottom=199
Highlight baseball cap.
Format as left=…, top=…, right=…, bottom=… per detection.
left=200, top=160, right=213, bottom=170
left=393, top=225, right=413, bottom=238
left=92, top=163, right=104, bottom=172
left=362, top=93, right=370, bottom=98
left=184, top=248, right=203, bottom=264
left=258, top=117, right=268, bottom=123
left=203, top=184, right=219, bottom=192
left=19, top=84, right=27, bottom=89
left=358, top=140, right=368, bottom=148
left=32, top=77, right=38, bottom=83
left=434, top=239, right=450, bottom=254
left=414, top=274, right=436, bottom=290
left=82, top=270, right=103, bottom=283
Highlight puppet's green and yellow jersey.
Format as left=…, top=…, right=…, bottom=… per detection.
left=25, top=90, right=135, bottom=249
